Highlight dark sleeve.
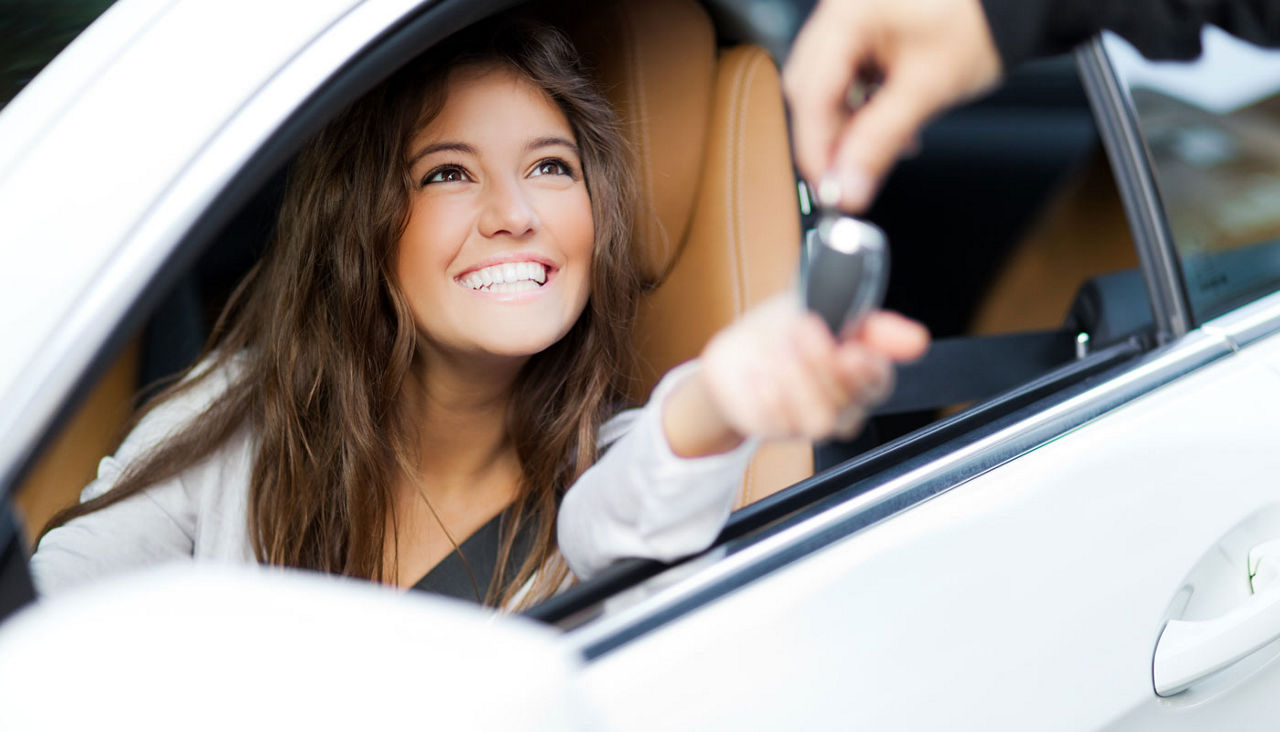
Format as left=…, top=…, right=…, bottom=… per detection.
left=980, top=0, right=1280, bottom=69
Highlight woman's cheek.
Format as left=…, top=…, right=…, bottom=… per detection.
left=554, top=187, right=595, bottom=296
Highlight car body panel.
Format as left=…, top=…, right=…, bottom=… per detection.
left=579, top=315, right=1280, bottom=729
left=0, top=564, right=592, bottom=730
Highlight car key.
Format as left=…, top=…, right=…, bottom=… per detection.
left=803, top=212, right=889, bottom=337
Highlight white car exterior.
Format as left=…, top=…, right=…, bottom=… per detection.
left=2, top=2, right=1280, bottom=729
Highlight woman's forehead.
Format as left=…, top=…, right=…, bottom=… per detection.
left=409, top=63, right=574, bottom=148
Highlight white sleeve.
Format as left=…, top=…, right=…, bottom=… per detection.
left=29, top=469, right=197, bottom=597
left=557, top=361, right=758, bottom=581
left=27, top=365, right=234, bottom=597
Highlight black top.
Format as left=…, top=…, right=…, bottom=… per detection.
left=980, top=0, right=1280, bottom=68
left=409, top=506, right=537, bottom=604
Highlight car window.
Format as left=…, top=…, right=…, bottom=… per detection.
left=1105, top=28, right=1280, bottom=323
left=0, top=0, right=116, bottom=111
left=815, top=54, right=1149, bottom=465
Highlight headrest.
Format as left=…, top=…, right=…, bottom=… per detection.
left=550, top=0, right=717, bottom=281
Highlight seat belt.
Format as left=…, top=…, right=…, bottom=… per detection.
left=875, top=329, right=1080, bottom=415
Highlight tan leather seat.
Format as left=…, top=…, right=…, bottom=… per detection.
left=556, top=0, right=812, bottom=506
left=13, top=340, right=139, bottom=547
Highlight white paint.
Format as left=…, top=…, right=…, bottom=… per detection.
left=0, top=0, right=354, bottom=413
left=0, top=565, right=595, bottom=729
left=580, top=333, right=1280, bottom=729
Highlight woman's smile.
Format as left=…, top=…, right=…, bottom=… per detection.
left=454, top=254, right=559, bottom=299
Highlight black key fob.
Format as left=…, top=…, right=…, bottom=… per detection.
left=804, top=215, right=889, bottom=337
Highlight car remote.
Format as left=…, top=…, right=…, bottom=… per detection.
left=803, top=214, right=889, bottom=337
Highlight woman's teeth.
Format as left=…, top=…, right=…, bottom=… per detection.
left=459, top=261, right=548, bottom=292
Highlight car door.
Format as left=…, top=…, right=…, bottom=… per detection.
left=548, top=30, right=1280, bottom=730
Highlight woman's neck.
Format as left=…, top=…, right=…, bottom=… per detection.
left=408, top=347, right=527, bottom=503
left=385, top=348, right=528, bottom=588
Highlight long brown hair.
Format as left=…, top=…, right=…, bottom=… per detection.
left=43, top=17, right=641, bottom=609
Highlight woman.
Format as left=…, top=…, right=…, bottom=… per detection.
left=31, top=18, right=926, bottom=610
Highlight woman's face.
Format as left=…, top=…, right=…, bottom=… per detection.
left=397, top=63, right=594, bottom=365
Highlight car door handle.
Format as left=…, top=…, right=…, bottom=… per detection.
left=1153, top=587, right=1280, bottom=696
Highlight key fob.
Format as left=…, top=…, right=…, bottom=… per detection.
left=804, top=215, right=889, bottom=337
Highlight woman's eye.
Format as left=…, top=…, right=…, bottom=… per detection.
left=423, top=166, right=468, bottom=185
left=531, top=158, right=574, bottom=178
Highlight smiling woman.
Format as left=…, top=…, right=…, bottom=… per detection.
left=27, top=13, right=921, bottom=610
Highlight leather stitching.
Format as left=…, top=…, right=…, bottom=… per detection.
left=737, top=51, right=764, bottom=310
left=618, top=3, right=661, bottom=270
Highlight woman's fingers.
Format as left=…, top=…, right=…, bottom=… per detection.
left=699, top=298, right=929, bottom=442
left=793, top=313, right=852, bottom=406
left=855, top=310, right=930, bottom=362
left=836, top=344, right=894, bottom=408
left=777, top=320, right=846, bottom=437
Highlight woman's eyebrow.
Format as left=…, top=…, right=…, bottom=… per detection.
left=526, top=136, right=579, bottom=156
left=409, top=141, right=476, bottom=167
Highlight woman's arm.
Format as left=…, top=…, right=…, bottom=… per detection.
left=557, top=362, right=757, bottom=581
left=27, top=366, right=244, bottom=596
left=29, top=466, right=198, bottom=597
left=558, top=297, right=927, bottom=581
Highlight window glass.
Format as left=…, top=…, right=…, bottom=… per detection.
left=1105, top=28, right=1280, bottom=321
left=1, top=0, right=116, bottom=111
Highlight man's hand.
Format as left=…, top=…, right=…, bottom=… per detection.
left=784, top=0, right=1004, bottom=211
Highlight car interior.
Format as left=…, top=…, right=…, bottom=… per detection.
left=4, top=0, right=1163, bottom=623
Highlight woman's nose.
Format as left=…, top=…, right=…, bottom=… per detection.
left=478, top=177, right=537, bottom=238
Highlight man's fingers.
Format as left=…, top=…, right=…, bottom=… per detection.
left=783, top=4, right=869, bottom=187
left=827, top=63, right=947, bottom=211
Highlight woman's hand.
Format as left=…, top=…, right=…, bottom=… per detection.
left=662, top=295, right=929, bottom=458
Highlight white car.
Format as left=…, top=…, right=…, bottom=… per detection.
left=2, top=1, right=1280, bottom=729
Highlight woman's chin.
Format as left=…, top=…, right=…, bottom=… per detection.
left=471, top=333, right=565, bottom=360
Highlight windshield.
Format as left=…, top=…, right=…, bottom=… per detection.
left=1104, top=28, right=1280, bottom=322
left=1, top=0, right=116, bottom=111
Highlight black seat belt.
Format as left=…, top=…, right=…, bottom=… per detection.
left=875, top=329, right=1080, bottom=415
